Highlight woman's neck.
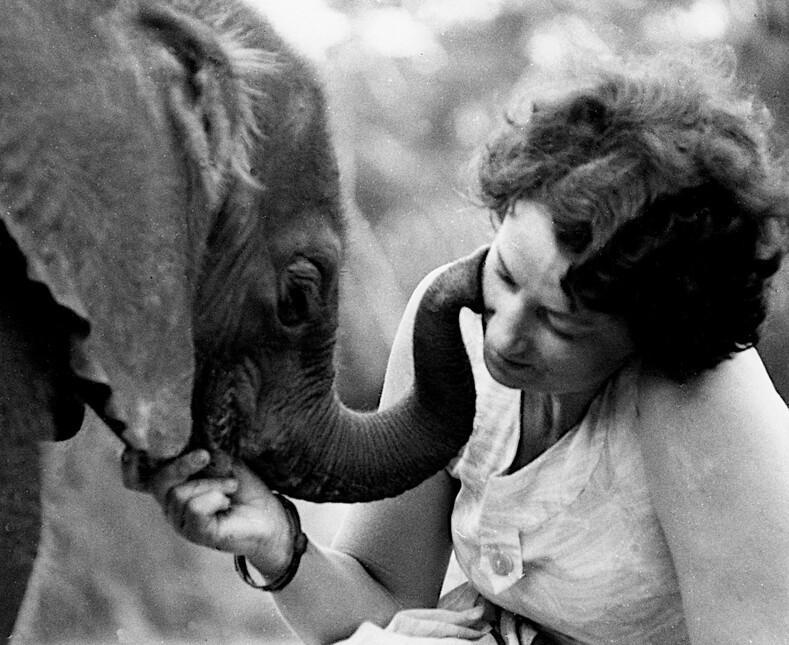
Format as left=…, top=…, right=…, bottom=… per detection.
left=543, top=390, right=597, bottom=436
left=512, top=389, right=598, bottom=472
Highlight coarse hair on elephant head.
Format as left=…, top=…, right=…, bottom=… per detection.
left=1, top=0, right=486, bottom=526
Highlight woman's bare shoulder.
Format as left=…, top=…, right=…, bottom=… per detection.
left=633, top=349, right=789, bottom=642
left=635, top=348, right=789, bottom=434
left=632, top=348, right=789, bottom=504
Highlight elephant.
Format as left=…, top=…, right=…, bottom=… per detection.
left=0, top=0, right=486, bottom=638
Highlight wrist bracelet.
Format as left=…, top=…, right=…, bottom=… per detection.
left=233, top=493, right=308, bottom=592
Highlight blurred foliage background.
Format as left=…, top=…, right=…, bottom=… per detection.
left=13, top=0, right=789, bottom=643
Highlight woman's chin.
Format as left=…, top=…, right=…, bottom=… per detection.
left=484, top=351, right=540, bottom=391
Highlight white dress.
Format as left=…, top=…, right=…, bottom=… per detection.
left=446, top=310, right=689, bottom=645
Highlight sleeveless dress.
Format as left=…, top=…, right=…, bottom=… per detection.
left=446, top=310, right=690, bottom=645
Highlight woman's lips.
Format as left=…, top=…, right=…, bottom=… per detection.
left=484, top=348, right=539, bottom=389
left=489, top=349, right=534, bottom=373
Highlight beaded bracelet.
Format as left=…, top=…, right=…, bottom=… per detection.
left=233, top=493, right=308, bottom=592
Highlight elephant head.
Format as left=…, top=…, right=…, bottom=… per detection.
left=0, top=0, right=485, bottom=518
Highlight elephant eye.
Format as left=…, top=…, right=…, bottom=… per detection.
left=277, top=258, right=323, bottom=327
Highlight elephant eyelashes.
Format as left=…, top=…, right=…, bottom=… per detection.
left=277, top=258, right=324, bottom=327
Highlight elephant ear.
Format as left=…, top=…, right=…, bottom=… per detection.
left=135, top=1, right=263, bottom=210
left=0, top=2, right=256, bottom=458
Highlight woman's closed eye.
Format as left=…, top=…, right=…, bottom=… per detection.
left=539, top=308, right=585, bottom=340
left=495, top=263, right=517, bottom=288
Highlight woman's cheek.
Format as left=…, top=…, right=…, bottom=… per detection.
left=535, top=327, right=571, bottom=358
left=537, top=333, right=590, bottom=379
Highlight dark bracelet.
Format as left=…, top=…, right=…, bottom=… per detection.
left=233, top=493, right=308, bottom=592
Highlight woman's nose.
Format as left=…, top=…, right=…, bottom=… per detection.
left=491, top=307, right=534, bottom=358
left=500, top=327, right=533, bottom=359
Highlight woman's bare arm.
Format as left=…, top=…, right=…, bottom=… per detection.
left=273, top=469, right=458, bottom=644
left=635, top=349, right=789, bottom=644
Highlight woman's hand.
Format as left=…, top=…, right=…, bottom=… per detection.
left=385, top=606, right=489, bottom=640
left=121, top=449, right=293, bottom=577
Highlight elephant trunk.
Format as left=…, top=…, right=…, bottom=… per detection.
left=245, top=247, right=487, bottom=503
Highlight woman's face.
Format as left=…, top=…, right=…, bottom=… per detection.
left=482, top=201, right=635, bottom=395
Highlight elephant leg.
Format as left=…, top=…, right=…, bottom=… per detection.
left=0, top=242, right=63, bottom=639
left=0, top=434, right=41, bottom=641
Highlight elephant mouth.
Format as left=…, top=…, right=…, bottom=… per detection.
left=195, top=364, right=253, bottom=475
left=204, top=384, right=240, bottom=450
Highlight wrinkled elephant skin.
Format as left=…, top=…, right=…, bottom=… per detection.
left=1, top=0, right=484, bottom=636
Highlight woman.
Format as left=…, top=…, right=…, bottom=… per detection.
left=126, top=52, right=789, bottom=644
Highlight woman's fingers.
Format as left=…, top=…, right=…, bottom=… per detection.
left=147, top=450, right=212, bottom=507
left=230, top=459, right=276, bottom=505
left=176, top=489, right=235, bottom=546
left=120, top=449, right=272, bottom=513
left=169, top=477, right=239, bottom=506
left=397, top=606, right=485, bottom=626
left=163, top=478, right=236, bottom=531
left=120, top=447, right=212, bottom=502
left=121, top=451, right=289, bottom=566
left=386, top=606, right=489, bottom=639
left=387, top=618, right=487, bottom=639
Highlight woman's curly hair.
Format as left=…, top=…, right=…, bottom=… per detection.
left=476, top=52, right=789, bottom=381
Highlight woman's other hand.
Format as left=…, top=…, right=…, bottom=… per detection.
left=385, top=605, right=489, bottom=640
left=120, top=448, right=293, bottom=576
